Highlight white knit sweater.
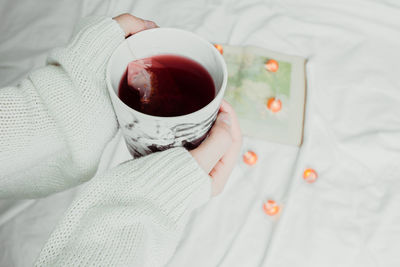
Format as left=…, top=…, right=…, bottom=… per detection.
left=0, top=16, right=211, bottom=266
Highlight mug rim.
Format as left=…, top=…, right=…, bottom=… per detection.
left=106, top=27, right=228, bottom=121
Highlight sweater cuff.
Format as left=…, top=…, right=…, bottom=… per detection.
left=156, top=148, right=212, bottom=217
left=130, top=147, right=212, bottom=223
left=34, top=147, right=211, bottom=266
left=52, top=16, right=125, bottom=76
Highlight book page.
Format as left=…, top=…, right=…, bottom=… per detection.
left=221, top=44, right=306, bottom=146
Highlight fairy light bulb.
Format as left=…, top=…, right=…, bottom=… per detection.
left=214, top=44, right=223, bottom=55
left=303, top=168, right=318, bottom=183
left=265, top=59, right=279, bottom=72
left=266, top=97, right=282, bottom=113
left=263, top=200, right=280, bottom=216
left=243, top=150, right=258, bottom=165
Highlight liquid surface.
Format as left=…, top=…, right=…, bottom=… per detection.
left=118, top=54, right=216, bottom=117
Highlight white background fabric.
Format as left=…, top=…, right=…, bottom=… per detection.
left=1, top=0, right=400, bottom=266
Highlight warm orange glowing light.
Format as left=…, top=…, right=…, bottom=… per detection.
left=243, top=151, right=258, bottom=166
left=303, top=168, right=318, bottom=183
left=265, top=59, right=279, bottom=72
left=263, top=200, right=280, bottom=216
left=214, top=44, right=223, bottom=55
left=266, top=97, right=282, bottom=113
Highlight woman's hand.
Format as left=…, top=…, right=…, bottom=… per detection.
left=190, top=100, right=242, bottom=196
left=113, top=13, right=158, bottom=37
left=113, top=14, right=242, bottom=196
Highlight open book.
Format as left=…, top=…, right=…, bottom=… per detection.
left=219, top=44, right=307, bottom=146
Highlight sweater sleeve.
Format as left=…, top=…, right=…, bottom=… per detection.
left=35, top=147, right=211, bottom=266
left=0, top=17, right=125, bottom=198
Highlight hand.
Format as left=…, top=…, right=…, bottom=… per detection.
left=113, top=14, right=242, bottom=196
left=113, top=13, right=158, bottom=38
left=190, top=101, right=242, bottom=196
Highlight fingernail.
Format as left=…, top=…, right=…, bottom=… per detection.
left=218, top=112, right=231, bottom=126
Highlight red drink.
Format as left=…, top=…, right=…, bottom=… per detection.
left=118, top=54, right=215, bottom=117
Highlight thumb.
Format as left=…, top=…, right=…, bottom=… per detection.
left=113, top=13, right=158, bottom=37
left=190, top=112, right=233, bottom=174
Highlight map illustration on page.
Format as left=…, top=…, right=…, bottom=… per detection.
left=217, top=44, right=306, bottom=146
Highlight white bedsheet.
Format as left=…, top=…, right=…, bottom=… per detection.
left=1, top=0, right=400, bottom=266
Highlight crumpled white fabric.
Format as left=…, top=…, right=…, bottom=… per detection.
left=1, top=0, right=400, bottom=266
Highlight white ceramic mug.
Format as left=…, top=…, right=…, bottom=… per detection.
left=106, top=28, right=227, bottom=157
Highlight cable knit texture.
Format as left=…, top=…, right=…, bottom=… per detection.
left=35, top=148, right=211, bottom=266
left=0, top=16, right=211, bottom=266
left=0, top=16, right=125, bottom=198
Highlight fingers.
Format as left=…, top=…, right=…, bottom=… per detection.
left=113, top=13, right=158, bottom=37
left=209, top=141, right=241, bottom=195
left=190, top=100, right=242, bottom=196
left=190, top=111, right=233, bottom=174
left=220, top=100, right=242, bottom=143
left=209, top=101, right=242, bottom=195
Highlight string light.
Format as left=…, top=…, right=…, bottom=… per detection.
left=263, top=200, right=280, bottom=216
left=243, top=150, right=258, bottom=165
left=303, top=168, right=318, bottom=183
left=214, top=44, right=223, bottom=55
left=265, top=59, right=279, bottom=72
left=266, top=97, right=282, bottom=113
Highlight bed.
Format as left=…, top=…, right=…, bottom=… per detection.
left=1, top=0, right=400, bottom=266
